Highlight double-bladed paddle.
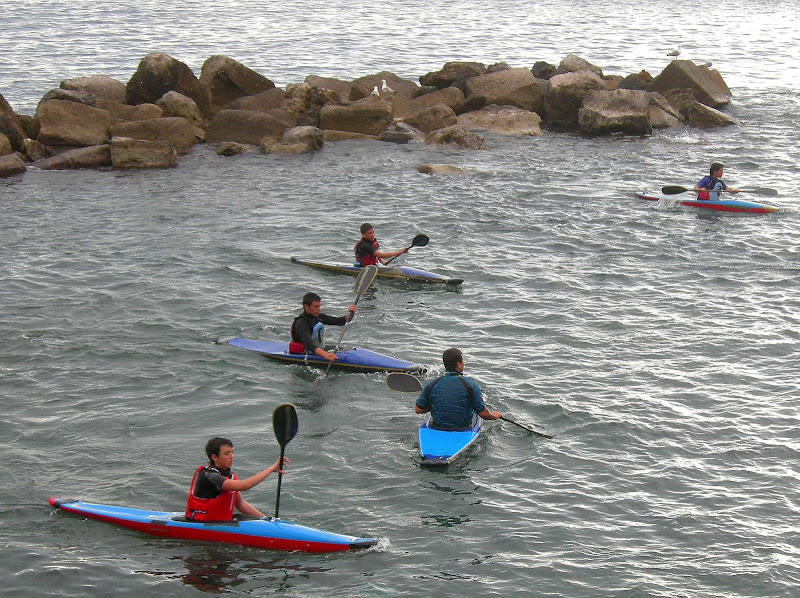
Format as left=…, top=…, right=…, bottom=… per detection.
left=323, top=264, right=379, bottom=377
left=384, top=234, right=430, bottom=265
left=273, top=403, right=299, bottom=519
left=661, top=185, right=778, bottom=197
left=385, top=372, right=553, bottom=438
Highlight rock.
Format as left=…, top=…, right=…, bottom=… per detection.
left=349, top=72, right=418, bottom=101
left=0, top=112, right=27, bottom=152
left=457, top=104, right=542, bottom=136
left=31, top=145, right=111, bottom=170
left=459, top=94, right=487, bottom=114
left=126, top=53, right=212, bottom=117
left=647, top=92, right=685, bottom=128
left=36, top=99, right=111, bottom=146
left=111, top=117, right=204, bottom=154
left=618, top=70, right=654, bottom=90
left=156, top=91, right=203, bottom=126
left=649, top=60, right=730, bottom=108
left=23, top=138, right=54, bottom=161
left=110, top=137, right=177, bottom=168
left=60, top=76, right=127, bottom=103
left=216, top=141, right=253, bottom=156
left=0, top=92, right=13, bottom=114
left=487, top=62, right=512, bottom=74
left=392, top=87, right=465, bottom=119
left=206, top=109, right=288, bottom=145
left=0, top=153, right=26, bottom=178
left=228, top=88, right=287, bottom=112
left=285, top=83, right=337, bottom=118
left=417, top=164, right=473, bottom=175
left=305, top=75, right=352, bottom=101
left=0, top=132, right=11, bottom=156
left=688, top=103, right=739, bottom=127
left=531, top=61, right=558, bottom=80
left=545, top=70, right=606, bottom=129
left=465, top=68, right=543, bottom=114
left=419, top=62, right=487, bottom=88
left=323, top=130, right=377, bottom=141
left=16, top=114, right=39, bottom=139
left=578, top=89, right=652, bottom=136
left=402, top=104, right=458, bottom=134
left=262, top=125, right=324, bottom=155
left=319, top=99, right=393, bottom=136
left=96, top=98, right=163, bottom=123
left=36, top=88, right=97, bottom=113
left=200, top=55, right=275, bottom=112
left=425, top=125, right=489, bottom=150
left=378, top=122, right=426, bottom=144
left=558, top=54, right=604, bottom=77
left=661, top=88, right=696, bottom=119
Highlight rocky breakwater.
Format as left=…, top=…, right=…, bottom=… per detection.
left=1, top=53, right=737, bottom=179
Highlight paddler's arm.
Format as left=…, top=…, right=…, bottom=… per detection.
left=221, top=457, right=290, bottom=494
left=375, top=247, right=409, bottom=260
left=477, top=408, right=502, bottom=421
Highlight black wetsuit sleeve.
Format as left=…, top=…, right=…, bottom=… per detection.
left=319, top=313, right=347, bottom=326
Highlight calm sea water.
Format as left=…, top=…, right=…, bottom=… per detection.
left=2, top=2, right=799, bottom=597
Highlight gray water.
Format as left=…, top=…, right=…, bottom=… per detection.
left=2, top=1, right=799, bottom=597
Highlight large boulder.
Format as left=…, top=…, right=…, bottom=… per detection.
left=424, top=125, right=489, bottom=150
left=378, top=122, right=426, bottom=144
left=31, top=145, right=111, bottom=170
left=284, top=83, right=338, bottom=121
left=649, top=60, right=730, bottom=108
left=0, top=112, right=27, bottom=152
left=661, top=88, right=696, bottom=119
left=206, top=109, right=288, bottom=144
left=200, top=55, right=275, bottom=112
left=531, top=61, right=558, bottom=80
left=110, top=137, right=177, bottom=169
left=349, top=72, right=418, bottom=101
left=37, top=88, right=97, bottom=113
left=0, top=132, right=11, bottom=156
left=0, top=153, right=26, bottom=178
left=557, top=54, right=604, bottom=77
left=648, top=92, right=685, bottom=128
left=261, top=125, right=324, bottom=155
left=156, top=91, right=203, bottom=126
left=228, top=88, right=286, bottom=112
left=23, top=138, right=54, bottom=161
left=545, top=70, right=606, bottom=129
left=95, top=98, right=163, bottom=123
left=392, top=87, right=465, bottom=119
left=111, top=117, right=204, bottom=154
left=36, top=100, right=111, bottom=146
left=688, top=103, right=739, bottom=127
left=457, top=105, right=542, bottom=136
left=578, top=89, right=652, bottom=136
left=401, top=104, right=458, bottom=134
left=323, top=130, right=376, bottom=141
left=305, top=75, right=352, bottom=101
left=319, top=99, right=393, bottom=136
left=465, top=68, right=543, bottom=114
left=618, top=70, right=654, bottom=91
left=0, top=92, right=13, bottom=114
left=126, top=53, right=212, bottom=117
left=60, top=76, right=127, bottom=103
left=419, top=62, right=487, bottom=88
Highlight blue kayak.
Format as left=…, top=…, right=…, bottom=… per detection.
left=637, top=192, right=779, bottom=214
left=49, top=497, right=375, bottom=553
left=418, top=414, right=483, bottom=466
left=290, top=256, right=464, bottom=286
left=220, top=337, right=426, bottom=374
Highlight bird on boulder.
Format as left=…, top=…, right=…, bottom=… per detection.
left=667, top=46, right=681, bottom=59
left=381, top=79, right=395, bottom=93
left=371, top=85, right=380, bottom=97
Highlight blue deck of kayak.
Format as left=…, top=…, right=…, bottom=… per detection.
left=418, top=414, right=482, bottom=466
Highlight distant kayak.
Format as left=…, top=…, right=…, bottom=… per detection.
left=49, top=497, right=375, bottom=553
left=290, top=257, right=464, bottom=286
left=637, top=192, right=779, bottom=214
left=219, top=337, right=426, bottom=374
left=418, top=414, right=482, bottom=466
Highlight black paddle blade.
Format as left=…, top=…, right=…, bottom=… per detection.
left=273, top=403, right=299, bottom=448
left=411, top=234, right=430, bottom=248
left=386, top=372, right=423, bottom=393
left=661, top=185, right=690, bottom=195
left=353, top=264, right=378, bottom=297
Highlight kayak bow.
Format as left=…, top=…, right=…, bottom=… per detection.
left=49, top=497, right=375, bottom=553
left=290, top=257, right=464, bottom=286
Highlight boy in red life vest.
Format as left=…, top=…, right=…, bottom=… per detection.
left=693, top=162, right=740, bottom=201
left=354, top=223, right=409, bottom=266
left=185, top=436, right=289, bottom=521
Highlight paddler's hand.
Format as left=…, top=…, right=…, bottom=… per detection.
left=320, top=350, right=338, bottom=361
left=490, top=411, right=502, bottom=420
left=730, top=188, right=740, bottom=194
left=402, top=247, right=410, bottom=253
left=346, top=305, right=357, bottom=321
left=271, top=456, right=290, bottom=475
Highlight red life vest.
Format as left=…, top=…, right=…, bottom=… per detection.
left=185, top=465, right=239, bottom=521
left=354, top=239, right=380, bottom=266
left=697, top=190, right=710, bottom=200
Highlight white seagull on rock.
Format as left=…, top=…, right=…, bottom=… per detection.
left=381, top=79, right=394, bottom=93
left=667, top=46, right=681, bottom=59
left=371, top=85, right=380, bottom=97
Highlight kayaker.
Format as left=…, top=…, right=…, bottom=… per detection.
left=290, top=291, right=356, bottom=361
left=415, top=348, right=501, bottom=430
left=354, top=223, right=409, bottom=266
left=185, top=436, right=289, bottom=521
left=693, top=162, right=740, bottom=201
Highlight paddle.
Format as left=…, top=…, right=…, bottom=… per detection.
left=385, top=373, right=553, bottom=439
left=383, top=234, right=430, bottom=265
left=661, top=185, right=778, bottom=197
left=272, top=403, right=299, bottom=519
left=323, top=264, right=378, bottom=376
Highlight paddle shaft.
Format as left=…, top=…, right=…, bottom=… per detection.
left=500, top=415, right=553, bottom=438
left=384, top=234, right=429, bottom=265
left=661, top=185, right=778, bottom=197
left=273, top=446, right=287, bottom=519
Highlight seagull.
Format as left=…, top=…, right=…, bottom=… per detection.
left=371, top=85, right=380, bottom=97
left=700, top=61, right=713, bottom=68
left=667, top=46, right=681, bottom=59
left=381, top=79, right=394, bottom=93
